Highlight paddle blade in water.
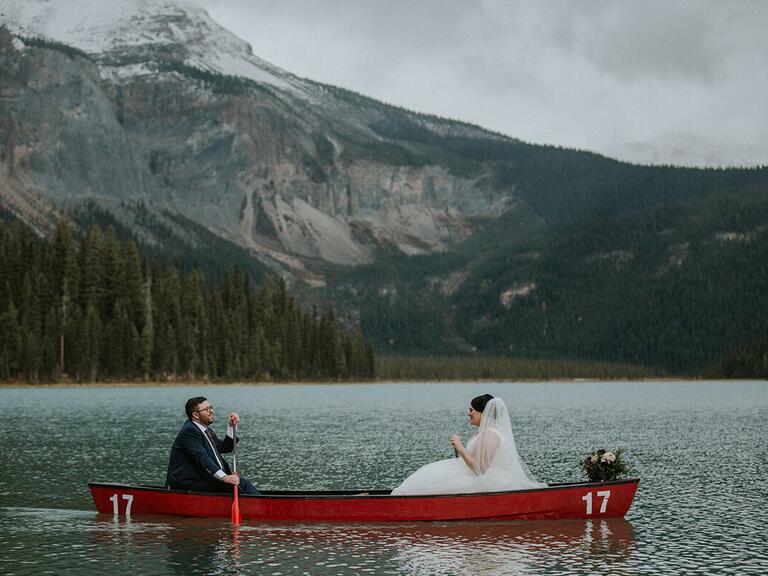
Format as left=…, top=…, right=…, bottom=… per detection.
left=232, top=488, right=241, bottom=525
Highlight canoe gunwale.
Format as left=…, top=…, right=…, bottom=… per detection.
left=87, top=477, right=639, bottom=500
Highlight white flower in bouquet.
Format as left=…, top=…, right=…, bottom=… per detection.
left=581, top=447, right=631, bottom=482
left=601, top=452, right=616, bottom=463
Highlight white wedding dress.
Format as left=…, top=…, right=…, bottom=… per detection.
left=391, top=398, right=546, bottom=495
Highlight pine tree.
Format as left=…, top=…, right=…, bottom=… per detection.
left=20, top=273, right=41, bottom=381
left=320, top=307, right=344, bottom=377
left=102, top=226, right=124, bottom=319
left=80, top=226, right=104, bottom=311
left=140, top=265, right=153, bottom=380
left=124, top=241, right=144, bottom=331
left=52, top=218, right=78, bottom=375
left=0, top=299, right=20, bottom=378
left=181, top=270, right=206, bottom=379
left=83, top=301, right=101, bottom=382
left=286, top=309, right=302, bottom=378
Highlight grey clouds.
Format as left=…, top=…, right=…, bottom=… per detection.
left=198, top=0, right=768, bottom=166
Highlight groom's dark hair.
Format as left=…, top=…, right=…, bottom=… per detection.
left=471, top=394, right=494, bottom=412
left=186, top=396, right=207, bottom=419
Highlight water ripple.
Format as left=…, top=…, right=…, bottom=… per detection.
left=1, top=381, right=767, bottom=575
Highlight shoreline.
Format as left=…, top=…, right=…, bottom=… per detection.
left=1, top=377, right=762, bottom=388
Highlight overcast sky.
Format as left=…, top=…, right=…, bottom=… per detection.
left=198, top=0, right=768, bottom=167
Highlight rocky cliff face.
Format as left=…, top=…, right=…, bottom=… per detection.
left=0, top=0, right=521, bottom=283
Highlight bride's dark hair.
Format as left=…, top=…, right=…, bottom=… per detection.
left=471, top=393, right=494, bottom=412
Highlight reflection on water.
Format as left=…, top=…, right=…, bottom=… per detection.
left=2, top=381, right=768, bottom=575
left=387, top=519, right=636, bottom=575
left=0, top=507, right=637, bottom=575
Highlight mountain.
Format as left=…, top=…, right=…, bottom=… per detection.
left=0, top=0, right=515, bottom=283
left=343, top=184, right=768, bottom=373
left=1, top=0, right=768, bottom=373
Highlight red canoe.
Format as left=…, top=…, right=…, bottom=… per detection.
left=88, top=478, right=638, bottom=522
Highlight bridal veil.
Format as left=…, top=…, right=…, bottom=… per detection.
left=473, top=398, right=543, bottom=487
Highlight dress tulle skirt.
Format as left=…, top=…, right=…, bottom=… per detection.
left=391, top=457, right=546, bottom=496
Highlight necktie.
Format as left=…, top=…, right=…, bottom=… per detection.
left=204, top=427, right=224, bottom=469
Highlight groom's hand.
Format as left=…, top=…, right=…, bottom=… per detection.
left=229, top=412, right=240, bottom=426
left=223, top=474, right=240, bottom=486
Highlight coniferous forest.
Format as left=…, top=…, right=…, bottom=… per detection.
left=325, top=182, right=768, bottom=379
left=0, top=218, right=374, bottom=383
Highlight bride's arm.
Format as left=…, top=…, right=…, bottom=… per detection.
left=451, top=435, right=479, bottom=473
left=452, top=431, right=500, bottom=474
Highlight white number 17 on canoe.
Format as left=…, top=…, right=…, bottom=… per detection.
left=109, top=493, right=134, bottom=517
left=582, top=490, right=611, bottom=515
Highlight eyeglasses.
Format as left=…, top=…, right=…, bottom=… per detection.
left=195, top=405, right=214, bottom=413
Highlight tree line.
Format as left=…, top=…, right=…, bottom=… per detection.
left=376, top=355, right=659, bottom=381
left=340, top=189, right=768, bottom=377
left=0, top=218, right=374, bottom=382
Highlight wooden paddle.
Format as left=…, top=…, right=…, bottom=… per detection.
left=231, top=423, right=242, bottom=526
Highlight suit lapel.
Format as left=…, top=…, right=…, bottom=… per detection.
left=198, top=423, right=228, bottom=473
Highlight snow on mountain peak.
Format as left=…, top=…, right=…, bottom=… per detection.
left=0, top=0, right=299, bottom=91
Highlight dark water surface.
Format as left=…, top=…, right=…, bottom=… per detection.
left=1, top=381, right=766, bottom=575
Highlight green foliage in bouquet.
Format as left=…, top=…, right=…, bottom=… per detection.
left=580, top=448, right=632, bottom=482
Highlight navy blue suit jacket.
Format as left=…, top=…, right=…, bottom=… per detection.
left=165, top=420, right=238, bottom=489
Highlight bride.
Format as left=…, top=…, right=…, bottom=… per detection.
left=391, top=394, right=546, bottom=495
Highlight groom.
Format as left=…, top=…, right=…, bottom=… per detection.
left=165, top=396, right=260, bottom=494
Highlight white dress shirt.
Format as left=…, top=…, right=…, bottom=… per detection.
left=193, top=421, right=234, bottom=480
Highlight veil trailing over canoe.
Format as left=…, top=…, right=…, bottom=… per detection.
left=391, top=398, right=546, bottom=495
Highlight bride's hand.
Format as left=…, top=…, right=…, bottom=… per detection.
left=451, top=435, right=463, bottom=452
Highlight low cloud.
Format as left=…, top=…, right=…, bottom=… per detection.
left=197, top=0, right=768, bottom=166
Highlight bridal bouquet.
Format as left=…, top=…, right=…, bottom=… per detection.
left=580, top=448, right=631, bottom=482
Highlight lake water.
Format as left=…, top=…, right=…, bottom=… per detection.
left=1, top=381, right=766, bottom=575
